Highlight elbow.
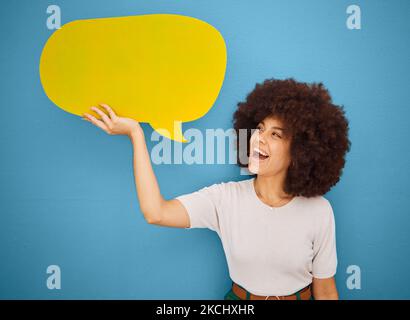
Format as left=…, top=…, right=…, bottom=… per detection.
left=140, top=199, right=166, bottom=225
left=145, top=215, right=161, bottom=225
left=140, top=206, right=162, bottom=225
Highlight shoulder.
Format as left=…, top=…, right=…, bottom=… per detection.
left=298, top=195, right=332, bottom=209
left=297, top=195, right=335, bottom=222
left=210, top=178, right=253, bottom=193
left=198, top=178, right=253, bottom=199
left=177, top=179, right=253, bottom=212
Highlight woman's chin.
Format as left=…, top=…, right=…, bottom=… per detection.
left=248, top=162, right=260, bottom=174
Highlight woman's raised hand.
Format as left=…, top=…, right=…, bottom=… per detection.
left=82, top=103, right=142, bottom=137
left=82, top=103, right=189, bottom=228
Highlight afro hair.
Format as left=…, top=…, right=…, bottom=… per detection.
left=233, top=78, right=351, bottom=197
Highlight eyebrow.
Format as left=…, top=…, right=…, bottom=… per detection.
left=260, top=121, right=284, bottom=131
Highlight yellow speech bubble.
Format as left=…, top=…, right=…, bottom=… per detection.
left=39, top=14, right=227, bottom=142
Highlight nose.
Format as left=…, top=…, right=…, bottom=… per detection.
left=256, top=129, right=267, bottom=145
left=250, top=129, right=266, bottom=150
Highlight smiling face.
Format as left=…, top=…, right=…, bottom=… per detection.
left=248, top=116, right=292, bottom=177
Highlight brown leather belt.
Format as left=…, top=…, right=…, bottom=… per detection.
left=232, top=282, right=312, bottom=300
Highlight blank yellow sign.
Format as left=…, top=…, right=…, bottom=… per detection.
left=39, top=14, right=227, bottom=142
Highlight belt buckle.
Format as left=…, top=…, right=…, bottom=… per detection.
left=234, top=282, right=282, bottom=300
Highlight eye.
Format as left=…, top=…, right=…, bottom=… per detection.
left=272, top=132, right=281, bottom=138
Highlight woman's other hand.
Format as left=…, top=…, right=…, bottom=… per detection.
left=82, top=103, right=142, bottom=138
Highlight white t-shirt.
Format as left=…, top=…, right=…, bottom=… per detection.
left=176, top=177, right=337, bottom=296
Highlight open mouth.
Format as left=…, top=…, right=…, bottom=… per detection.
left=252, top=147, right=270, bottom=161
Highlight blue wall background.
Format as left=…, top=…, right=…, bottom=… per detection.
left=0, top=0, right=409, bottom=299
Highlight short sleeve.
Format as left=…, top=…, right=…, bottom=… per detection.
left=175, top=183, right=222, bottom=233
left=312, top=199, right=338, bottom=278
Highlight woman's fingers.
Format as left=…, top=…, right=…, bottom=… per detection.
left=99, top=103, right=117, bottom=120
left=90, top=106, right=113, bottom=129
left=83, top=113, right=110, bottom=133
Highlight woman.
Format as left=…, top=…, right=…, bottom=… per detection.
left=83, top=78, right=351, bottom=300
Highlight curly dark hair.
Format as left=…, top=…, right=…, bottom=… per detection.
left=233, top=78, right=351, bottom=197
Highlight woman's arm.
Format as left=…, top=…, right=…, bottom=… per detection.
left=312, top=277, right=339, bottom=300
left=83, top=104, right=190, bottom=228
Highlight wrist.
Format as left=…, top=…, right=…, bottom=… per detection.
left=129, top=127, right=144, bottom=140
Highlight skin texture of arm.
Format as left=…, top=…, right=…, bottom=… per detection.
left=83, top=104, right=190, bottom=227
left=129, top=130, right=190, bottom=227
left=312, top=277, right=339, bottom=300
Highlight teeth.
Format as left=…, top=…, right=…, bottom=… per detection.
left=254, top=147, right=269, bottom=157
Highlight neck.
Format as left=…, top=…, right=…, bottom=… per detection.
left=254, top=172, right=292, bottom=203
